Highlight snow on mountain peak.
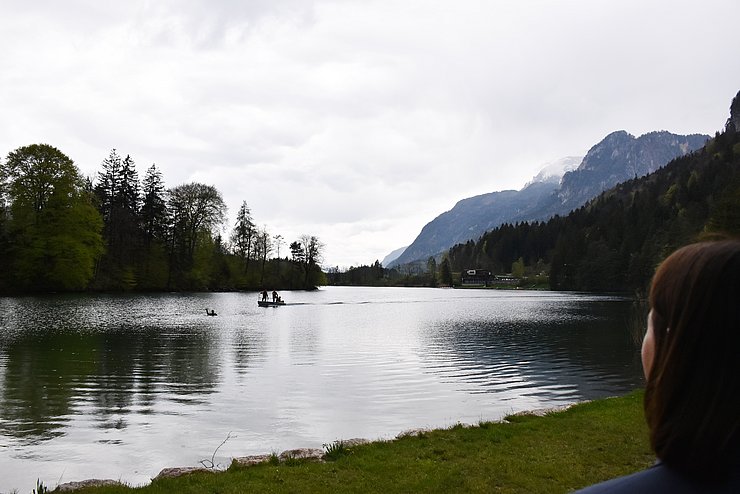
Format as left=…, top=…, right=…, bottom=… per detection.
left=526, top=156, right=583, bottom=187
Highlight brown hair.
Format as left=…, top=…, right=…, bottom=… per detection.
left=646, top=239, right=740, bottom=478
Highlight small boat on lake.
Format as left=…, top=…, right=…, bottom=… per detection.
left=258, top=300, right=286, bottom=307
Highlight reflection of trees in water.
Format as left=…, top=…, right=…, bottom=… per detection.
left=231, top=331, right=268, bottom=376
left=420, top=300, right=644, bottom=401
left=0, top=333, right=93, bottom=441
left=0, top=327, right=220, bottom=442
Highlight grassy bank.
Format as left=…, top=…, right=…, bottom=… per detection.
left=58, top=391, right=652, bottom=494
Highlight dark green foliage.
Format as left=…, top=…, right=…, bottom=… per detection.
left=138, top=164, right=169, bottom=289
left=33, top=478, right=48, bottom=494
left=0, top=195, right=10, bottom=292
left=1, top=144, right=104, bottom=292
left=287, top=235, right=325, bottom=289
left=328, top=259, right=444, bottom=287
left=323, top=440, right=351, bottom=461
left=140, top=165, right=168, bottom=244
left=427, top=257, right=437, bottom=287
left=440, top=258, right=453, bottom=286
left=230, top=201, right=257, bottom=279
left=327, top=260, right=386, bottom=285
left=0, top=144, right=326, bottom=294
left=704, top=178, right=740, bottom=236
left=166, top=182, right=227, bottom=290
left=92, top=150, right=142, bottom=289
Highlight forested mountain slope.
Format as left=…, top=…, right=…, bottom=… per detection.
left=447, top=91, right=740, bottom=292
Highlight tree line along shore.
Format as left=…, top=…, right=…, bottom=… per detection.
left=330, top=120, right=740, bottom=293
left=3, top=115, right=738, bottom=295
left=0, top=146, right=325, bottom=294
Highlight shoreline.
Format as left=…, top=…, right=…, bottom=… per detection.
left=32, top=391, right=651, bottom=493
left=51, top=401, right=592, bottom=492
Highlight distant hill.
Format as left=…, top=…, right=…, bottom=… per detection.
left=390, top=131, right=708, bottom=267
left=381, top=246, right=407, bottom=267
left=388, top=180, right=565, bottom=268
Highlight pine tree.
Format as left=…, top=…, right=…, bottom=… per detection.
left=93, top=150, right=143, bottom=289
left=230, top=201, right=256, bottom=276
left=140, top=164, right=168, bottom=245
left=119, top=155, right=140, bottom=214
left=440, top=258, right=453, bottom=286
left=95, top=149, right=122, bottom=223
left=139, top=164, right=169, bottom=289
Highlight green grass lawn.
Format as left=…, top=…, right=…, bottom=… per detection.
left=54, top=391, right=653, bottom=493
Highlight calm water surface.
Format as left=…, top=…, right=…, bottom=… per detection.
left=0, top=287, right=644, bottom=490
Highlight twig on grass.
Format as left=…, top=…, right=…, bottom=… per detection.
left=199, top=432, right=234, bottom=470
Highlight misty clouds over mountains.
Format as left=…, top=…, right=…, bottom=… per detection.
left=389, top=130, right=709, bottom=267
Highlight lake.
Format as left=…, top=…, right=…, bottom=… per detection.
left=0, top=287, right=644, bottom=491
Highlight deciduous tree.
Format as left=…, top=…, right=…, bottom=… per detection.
left=167, top=182, right=226, bottom=288
left=2, top=144, right=103, bottom=291
left=298, top=234, right=324, bottom=288
left=254, top=226, right=272, bottom=285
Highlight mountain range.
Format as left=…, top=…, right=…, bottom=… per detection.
left=388, top=130, right=709, bottom=267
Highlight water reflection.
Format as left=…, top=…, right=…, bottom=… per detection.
left=422, top=298, right=642, bottom=404
left=0, top=288, right=644, bottom=491
left=0, top=325, right=219, bottom=443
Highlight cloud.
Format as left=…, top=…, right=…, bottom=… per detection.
left=2, top=0, right=739, bottom=267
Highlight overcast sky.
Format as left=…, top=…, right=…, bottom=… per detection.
left=1, top=0, right=738, bottom=267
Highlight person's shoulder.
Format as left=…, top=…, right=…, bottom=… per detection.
left=574, top=465, right=667, bottom=494
left=574, top=462, right=740, bottom=494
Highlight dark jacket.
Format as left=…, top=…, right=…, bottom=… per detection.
left=575, top=461, right=740, bottom=494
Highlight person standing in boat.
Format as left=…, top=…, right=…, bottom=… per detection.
left=261, top=290, right=268, bottom=302
left=272, top=290, right=278, bottom=302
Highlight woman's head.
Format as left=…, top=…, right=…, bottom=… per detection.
left=644, top=239, right=740, bottom=478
